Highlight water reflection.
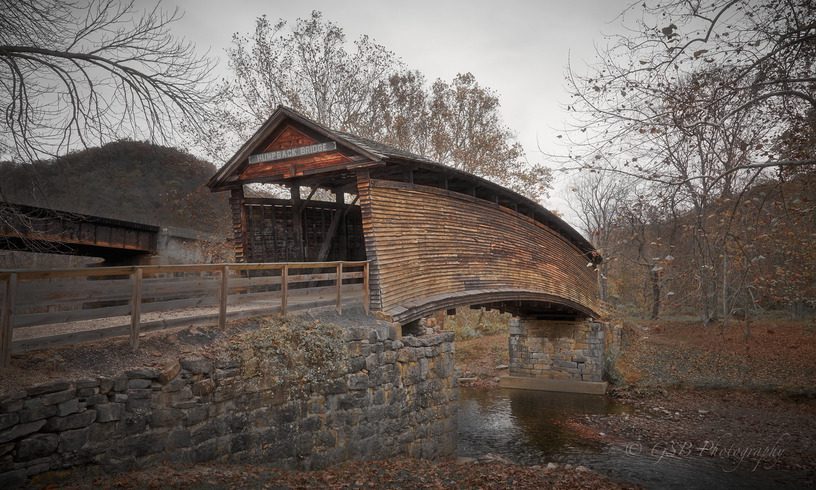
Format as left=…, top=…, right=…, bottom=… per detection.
left=458, top=387, right=622, bottom=463
left=457, top=388, right=813, bottom=489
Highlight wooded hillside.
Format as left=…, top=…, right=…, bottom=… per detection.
left=0, top=141, right=229, bottom=235
left=603, top=172, right=815, bottom=319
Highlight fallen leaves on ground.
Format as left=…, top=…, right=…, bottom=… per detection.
left=45, top=458, right=636, bottom=489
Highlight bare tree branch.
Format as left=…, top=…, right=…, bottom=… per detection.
left=0, top=0, right=216, bottom=162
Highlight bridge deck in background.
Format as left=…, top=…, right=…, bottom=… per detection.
left=0, top=202, right=159, bottom=259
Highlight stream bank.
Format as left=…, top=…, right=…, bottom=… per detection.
left=453, top=319, right=816, bottom=488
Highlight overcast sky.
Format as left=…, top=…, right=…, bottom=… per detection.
left=163, top=0, right=635, bottom=223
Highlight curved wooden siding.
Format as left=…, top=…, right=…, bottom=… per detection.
left=359, top=179, right=600, bottom=320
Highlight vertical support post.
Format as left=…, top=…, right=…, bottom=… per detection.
left=336, top=190, right=346, bottom=261
left=290, top=184, right=304, bottom=260
left=336, top=262, right=343, bottom=314
left=229, top=187, right=247, bottom=263
left=280, top=264, right=288, bottom=316
left=1, top=273, right=17, bottom=367
left=219, top=265, right=229, bottom=329
left=130, top=268, right=143, bottom=352
left=363, top=261, right=370, bottom=314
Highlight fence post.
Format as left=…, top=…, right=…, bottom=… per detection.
left=363, top=261, right=370, bottom=315
left=1, top=273, right=17, bottom=367
left=130, top=268, right=142, bottom=352
left=336, top=262, right=343, bottom=314
left=280, top=264, right=288, bottom=316
left=219, top=265, right=229, bottom=329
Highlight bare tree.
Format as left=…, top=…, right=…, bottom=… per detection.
left=567, top=170, right=631, bottom=302
left=197, top=11, right=398, bottom=164
left=554, top=0, right=815, bottom=323
left=368, top=72, right=553, bottom=199
left=0, top=0, right=215, bottom=163
left=559, top=0, right=814, bottom=183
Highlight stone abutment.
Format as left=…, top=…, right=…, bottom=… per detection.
left=0, top=323, right=457, bottom=486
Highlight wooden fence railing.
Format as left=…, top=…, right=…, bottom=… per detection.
left=0, top=261, right=369, bottom=366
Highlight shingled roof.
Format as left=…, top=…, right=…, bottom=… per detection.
left=332, top=130, right=437, bottom=165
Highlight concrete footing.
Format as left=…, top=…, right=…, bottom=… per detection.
left=499, top=375, right=608, bottom=395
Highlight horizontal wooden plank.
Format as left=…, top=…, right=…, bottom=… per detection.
left=15, top=267, right=135, bottom=280
left=16, top=277, right=223, bottom=308
left=12, top=294, right=366, bottom=353
left=141, top=295, right=220, bottom=313
left=14, top=304, right=132, bottom=329
left=2, top=261, right=369, bottom=277
left=15, top=280, right=366, bottom=329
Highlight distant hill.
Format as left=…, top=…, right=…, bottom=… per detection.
left=0, top=141, right=230, bottom=236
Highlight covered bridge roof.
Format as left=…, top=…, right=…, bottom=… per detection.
left=208, top=106, right=599, bottom=260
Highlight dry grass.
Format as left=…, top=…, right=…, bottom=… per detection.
left=455, top=334, right=509, bottom=382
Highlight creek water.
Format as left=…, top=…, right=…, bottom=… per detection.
left=457, top=388, right=811, bottom=489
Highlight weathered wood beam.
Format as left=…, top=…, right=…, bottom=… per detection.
left=1, top=273, right=17, bottom=367
left=229, top=187, right=247, bottom=262
left=218, top=265, right=229, bottom=329
left=301, top=186, right=319, bottom=210
left=316, top=196, right=359, bottom=261
left=290, top=184, right=304, bottom=260
left=129, top=268, right=142, bottom=352
left=336, top=189, right=347, bottom=260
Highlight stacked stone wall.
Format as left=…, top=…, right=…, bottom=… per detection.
left=508, top=319, right=606, bottom=381
left=0, top=326, right=457, bottom=486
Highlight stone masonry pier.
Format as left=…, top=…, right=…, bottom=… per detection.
left=502, top=318, right=613, bottom=394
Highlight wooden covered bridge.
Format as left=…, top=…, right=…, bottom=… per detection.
left=209, top=107, right=608, bottom=390
left=209, top=106, right=602, bottom=325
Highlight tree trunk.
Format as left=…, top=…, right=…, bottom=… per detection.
left=650, top=268, right=660, bottom=320
left=599, top=263, right=609, bottom=303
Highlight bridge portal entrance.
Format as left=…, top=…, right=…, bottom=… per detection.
left=240, top=197, right=366, bottom=263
